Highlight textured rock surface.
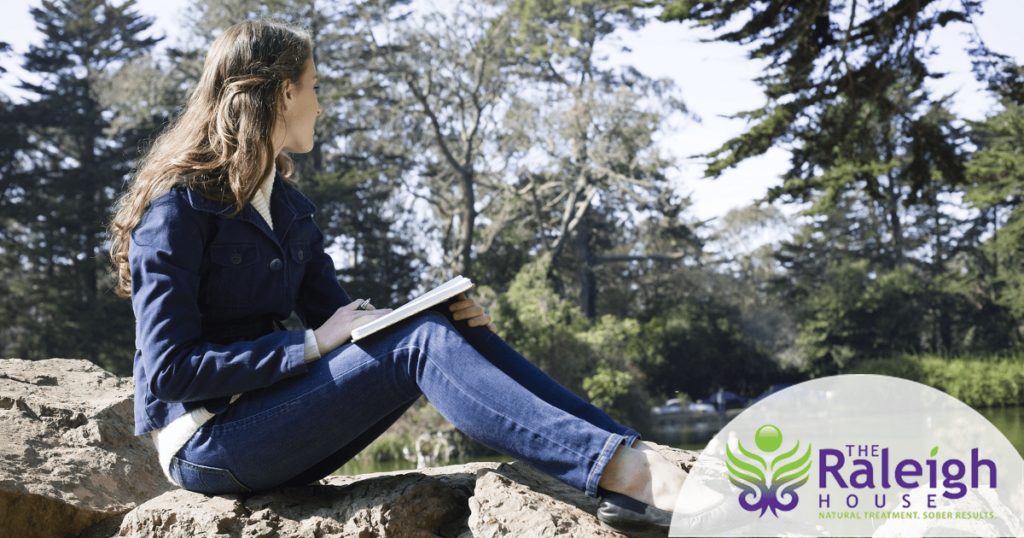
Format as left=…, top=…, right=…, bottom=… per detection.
left=467, top=462, right=619, bottom=538
left=0, top=359, right=171, bottom=538
left=117, top=445, right=696, bottom=538
left=465, top=445, right=696, bottom=538
left=119, top=471, right=478, bottom=538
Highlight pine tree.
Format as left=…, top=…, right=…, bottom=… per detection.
left=0, top=0, right=160, bottom=372
left=654, top=1, right=1020, bottom=364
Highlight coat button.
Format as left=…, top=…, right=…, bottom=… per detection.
left=230, top=252, right=242, bottom=265
left=269, top=258, right=283, bottom=272
left=298, top=250, right=304, bottom=261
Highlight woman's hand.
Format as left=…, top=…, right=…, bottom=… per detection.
left=313, top=299, right=393, bottom=355
left=449, top=293, right=497, bottom=333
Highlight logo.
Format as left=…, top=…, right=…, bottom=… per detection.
left=671, top=377, right=1024, bottom=537
left=727, top=424, right=813, bottom=516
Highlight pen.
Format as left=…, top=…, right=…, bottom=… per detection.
left=357, top=298, right=372, bottom=311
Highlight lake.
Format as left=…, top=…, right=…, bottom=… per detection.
left=977, top=406, right=1024, bottom=456
left=333, top=406, right=1024, bottom=475
left=661, top=406, right=1024, bottom=455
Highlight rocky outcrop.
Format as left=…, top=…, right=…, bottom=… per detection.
left=0, top=359, right=172, bottom=538
left=117, top=447, right=698, bottom=538
left=467, top=462, right=619, bottom=538
left=1, top=359, right=700, bottom=538
left=118, top=470, right=472, bottom=538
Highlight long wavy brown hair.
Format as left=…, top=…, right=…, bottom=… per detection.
left=109, top=19, right=313, bottom=298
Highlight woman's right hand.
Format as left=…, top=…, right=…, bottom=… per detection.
left=313, top=300, right=393, bottom=356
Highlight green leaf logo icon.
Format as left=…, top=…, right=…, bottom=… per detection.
left=726, top=424, right=813, bottom=517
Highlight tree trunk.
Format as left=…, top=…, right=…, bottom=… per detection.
left=883, top=171, right=903, bottom=265
left=574, top=212, right=597, bottom=319
left=457, top=170, right=477, bottom=279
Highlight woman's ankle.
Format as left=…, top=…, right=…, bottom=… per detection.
left=647, top=450, right=687, bottom=512
left=598, top=444, right=686, bottom=512
left=598, top=445, right=652, bottom=504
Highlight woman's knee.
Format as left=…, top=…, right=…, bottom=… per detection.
left=407, top=310, right=456, bottom=337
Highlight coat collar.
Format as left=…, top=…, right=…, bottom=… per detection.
left=182, top=175, right=316, bottom=245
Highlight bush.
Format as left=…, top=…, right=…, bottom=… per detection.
left=849, top=353, right=1024, bottom=408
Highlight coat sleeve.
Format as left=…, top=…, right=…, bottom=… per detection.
left=130, top=194, right=308, bottom=404
left=293, top=218, right=352, bottom=330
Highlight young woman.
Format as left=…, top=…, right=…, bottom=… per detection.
left=109, top=18, right=686, bottom=535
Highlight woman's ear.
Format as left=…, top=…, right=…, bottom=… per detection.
left=280, top=79, right=294, bottom=109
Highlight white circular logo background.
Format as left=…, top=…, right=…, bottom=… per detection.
left=670, top=375, right=1024, bottom=537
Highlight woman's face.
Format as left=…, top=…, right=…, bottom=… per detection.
left=275, top=58, right=321, bottom=155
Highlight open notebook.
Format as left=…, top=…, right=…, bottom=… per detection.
left=350, top=276, right=474, bottom=342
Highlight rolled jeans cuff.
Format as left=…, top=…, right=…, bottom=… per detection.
left=586, top=431, right=638, bottom=498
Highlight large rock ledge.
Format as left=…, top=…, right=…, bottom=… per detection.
left=1, top=359, right=698, bottom=538
left=0, top=359, right=173, bottom=538
left=117, top=450, right=696, bottom=538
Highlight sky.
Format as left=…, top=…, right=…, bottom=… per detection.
left=2, top=0, right=1023, bottom=230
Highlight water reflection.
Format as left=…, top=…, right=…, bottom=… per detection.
left=976, top=406, right=1024, bottom=456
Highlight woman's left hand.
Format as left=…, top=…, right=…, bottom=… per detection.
left=449, top=293, right=497, bottom=333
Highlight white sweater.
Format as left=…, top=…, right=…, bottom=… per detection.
left=150, top=165, right=322, bottom=484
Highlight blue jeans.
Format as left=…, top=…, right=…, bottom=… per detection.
left=171, top=302, right=639, bottom=497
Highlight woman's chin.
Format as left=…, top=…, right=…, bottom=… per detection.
left=283, top=142, right=315, bottom=154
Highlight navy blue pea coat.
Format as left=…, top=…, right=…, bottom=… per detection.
left=129, top=174, right=351, bottom=435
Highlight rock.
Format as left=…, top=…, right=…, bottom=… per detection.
left=466, top=442, right=695, bottom=538
left=0, top=359, right=171, bottom=538
left=467, top=462, right=619, bottom=538
left=117, top=443, right=697, bottom=538
left=118, top=472, right=476, bottom=538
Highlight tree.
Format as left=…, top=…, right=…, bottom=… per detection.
left=708, top=204, right=799, bottom=363
left=364, top=0, right=520, bottom=283
left=640, top=298, right=780, bottom=401
left=654, top=1, right=1024, bottom=365
left=659, top=0, right=977, bottom=196
left=656, top=0, right=980, bottom=268
left=493, top=0, right=696, bottom=318
left=0, top=0, right=160, bottom=372
left=304, top=171, right=426, bottom=306
left=953, top=66, right=1024, bottom=348
left=493, top=255, right=655, bottom=428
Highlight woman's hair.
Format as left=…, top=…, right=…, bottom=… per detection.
left=109, top=18, right=313, bottom=298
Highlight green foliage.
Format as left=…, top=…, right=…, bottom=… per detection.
left=495, top=255, right=594, bottom=393
left=578, top=315, right=653, bottom=426
left=651, top=0, right=1013, bottom=377
left=353, top=432, right=418, bottom=464
left=640, top=300, right=782, bottom=401
left=582, top=365, right=634, bottom=411
left=962, top=100, right=1024, bottom=325
left=0, top=0, right=160, bottom=372
left=305, top=170, right=426, bottom=307
left=795, top=260, right=925, bottom=375
left=658, top=0, right=978, bottom=201
left=494, top=256, right=658, bottom=428
left=850, top=353, right=1024, bottom=408
left=472, top=222, right=535, bottom=293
